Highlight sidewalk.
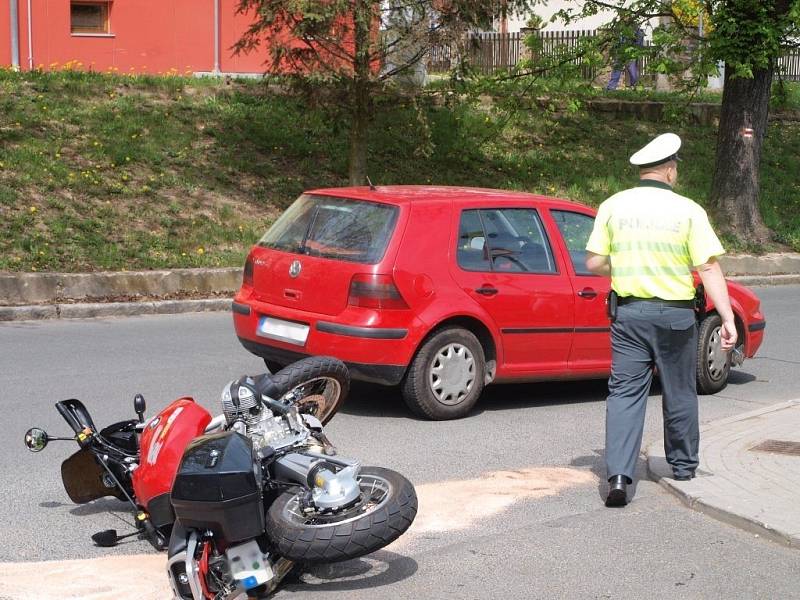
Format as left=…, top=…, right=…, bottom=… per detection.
left=646, top=399, right=800, bottom=548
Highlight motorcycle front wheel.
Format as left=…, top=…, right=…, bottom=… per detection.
left=265, top=466, right=417, bottom=563
left=261, top=356, right=350, bottom=425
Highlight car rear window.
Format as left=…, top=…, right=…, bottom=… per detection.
left=258, top=194, right=399, bottom=264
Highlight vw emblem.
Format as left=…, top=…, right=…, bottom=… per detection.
left=289, top=260, right=302, bottom=278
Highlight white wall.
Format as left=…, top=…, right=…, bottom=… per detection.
left=500, top=1, right=620, bottom=32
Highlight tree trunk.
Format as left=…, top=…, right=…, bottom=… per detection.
left=347, top=0, right=373, bottom=186
left=347, top=82, right=370, bottom=186
left=709, top=63, right=773, bottom=244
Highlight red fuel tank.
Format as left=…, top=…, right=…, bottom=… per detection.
left=132, top=398, right=212, bottom=510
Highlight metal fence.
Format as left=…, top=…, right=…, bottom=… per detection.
left=429, top=30, right=800, bottom=82
left=776, top=51, right=800, bottom=81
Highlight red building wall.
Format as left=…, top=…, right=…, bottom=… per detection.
left=220, top=0, right=270, bottom=73
left=2, top=0, right=271, bottom=74
left=1, top=2, right=11, bottom=66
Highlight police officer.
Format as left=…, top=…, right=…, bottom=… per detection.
left=585, top=133, right=738, bottom=507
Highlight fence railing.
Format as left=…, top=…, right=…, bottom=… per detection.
left=429, top=30, right=800, bottom=82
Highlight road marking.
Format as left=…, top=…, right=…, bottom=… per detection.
left=0, top=467, right=594, bottom=598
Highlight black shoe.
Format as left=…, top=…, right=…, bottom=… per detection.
left=673, top=472, right=696, bottom=481
left=605, top=475, right=628, bottom=507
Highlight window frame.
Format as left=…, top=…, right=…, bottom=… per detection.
left=257, top=194, right=400, bottom=265
left=550, top=209, right=599, bottom=277
left=456, top=207, right=560, bottom=275
left=70, top=1, right=112, bottom=36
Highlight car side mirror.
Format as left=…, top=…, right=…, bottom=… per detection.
left=24, top=428, right=49, bottom=452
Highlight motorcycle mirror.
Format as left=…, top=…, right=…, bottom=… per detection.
left=92, top=529, right=120, bottom=547
left=133, top=394, right=146, bottom=423
left=91, top=528, right=140, bottom=547
left=24, top=428, right=49, bottom=452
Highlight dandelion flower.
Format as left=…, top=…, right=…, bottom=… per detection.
left=29, top=206, right=37, bottom=213
left=196, top=247, right=205, bottom=255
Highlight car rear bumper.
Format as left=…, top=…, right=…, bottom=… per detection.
left=232, top=293, right=421, bottom=386
left=745, top=319, right=766, bottom=357
left=237, top=337, right=407, bottom=386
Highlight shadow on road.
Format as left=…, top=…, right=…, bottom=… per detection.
left=281, top=549, right=418, bottom=594
left=725, top=369, right=757, bottom=385
left=570, top=450, right=649, bottom=504
left=341, top=379, right=612, bottom=420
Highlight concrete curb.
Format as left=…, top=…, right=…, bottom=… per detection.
left=0, top=254, right=798, bottom=322
left=721, top=253, right=800, bottom=277
left=645, top=400, right=800, bottom=548
left=0, top=298, right=232, bottom=321
left=728, top=274, right=800, bottom=286
left=0, top=268, right=241, bottom=305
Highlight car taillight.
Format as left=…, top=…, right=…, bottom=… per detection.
left=243, top=255, right=254, bottom=287
left=348, top=274, right=409, bottom=310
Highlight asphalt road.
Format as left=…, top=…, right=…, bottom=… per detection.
left=1, top=285, right=798, bottom=598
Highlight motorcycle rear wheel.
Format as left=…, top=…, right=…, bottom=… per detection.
left=265, top=466, right=417, bottom=563
left=260, top=356, right=350, bottom=424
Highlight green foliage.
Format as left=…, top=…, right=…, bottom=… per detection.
left=709, top=0, right=799, bottom=78
left=0, top=69, right=797, bottom=273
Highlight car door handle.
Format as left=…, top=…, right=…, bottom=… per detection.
left=577, top=288, right=598, bottom=299
left=475, top=286, right=499, bottom=296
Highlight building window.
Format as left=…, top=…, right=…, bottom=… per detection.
left=71, top=2, right=110, bottom=35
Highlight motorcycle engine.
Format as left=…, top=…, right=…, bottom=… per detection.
left=220, top=380, right=307, bottom=453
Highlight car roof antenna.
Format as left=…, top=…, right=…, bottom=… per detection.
left=365, top=176, right=376, bottom=191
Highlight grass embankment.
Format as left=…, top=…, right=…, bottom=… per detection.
left=0, top=69, right=798, bottom=273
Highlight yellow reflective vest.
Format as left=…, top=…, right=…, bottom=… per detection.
left=586, top=180, right=725, bottom=300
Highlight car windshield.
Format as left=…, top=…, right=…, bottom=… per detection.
left=258, top=194, right=399, bottom=264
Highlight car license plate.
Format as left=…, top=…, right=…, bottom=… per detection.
left=257, top=316, right=310, bottom=346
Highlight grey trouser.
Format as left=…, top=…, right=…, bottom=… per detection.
left=606, top=301, right=699, bottom=481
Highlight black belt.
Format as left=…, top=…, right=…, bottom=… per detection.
left=617, top=296, right=694, bottom=309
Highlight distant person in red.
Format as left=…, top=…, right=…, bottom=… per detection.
left=606, top=25, right=645, bottom=90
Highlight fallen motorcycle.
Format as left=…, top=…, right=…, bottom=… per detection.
left=24, top=356, right=417, bottom=599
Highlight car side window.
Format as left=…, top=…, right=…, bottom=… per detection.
left=551, top=210, right=595, bottom=276
left=457, top=210, right=492, bottom=271
left=457, top=208, right=557, bottom=273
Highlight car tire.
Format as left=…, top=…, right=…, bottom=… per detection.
left=401, top=327, right=485, bottom=420
left=696, top=313, right=731, bottom=395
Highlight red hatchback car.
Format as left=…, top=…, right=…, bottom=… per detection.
left=232, top=186, right=766, bottom=420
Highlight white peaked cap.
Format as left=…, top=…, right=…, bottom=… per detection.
left=629, top=132, right=682, bottom=167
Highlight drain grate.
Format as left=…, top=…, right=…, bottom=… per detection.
left=750, top=439, right=800, bottom=456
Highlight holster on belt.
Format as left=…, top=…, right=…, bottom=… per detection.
left=606, top=289, right=618, bottom=322
left=694, top=284, right=706, bottom=321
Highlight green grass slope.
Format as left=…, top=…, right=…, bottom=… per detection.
left=0, top=69, right=797, bottom=272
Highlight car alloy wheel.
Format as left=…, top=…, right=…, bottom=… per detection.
left=428, top=342, right=475, bottom=406
left=706, top=325, right=728, bottom=381
left=696, top=313, right=731, bottom=395
left=401, top=327, right=486, bottom=420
